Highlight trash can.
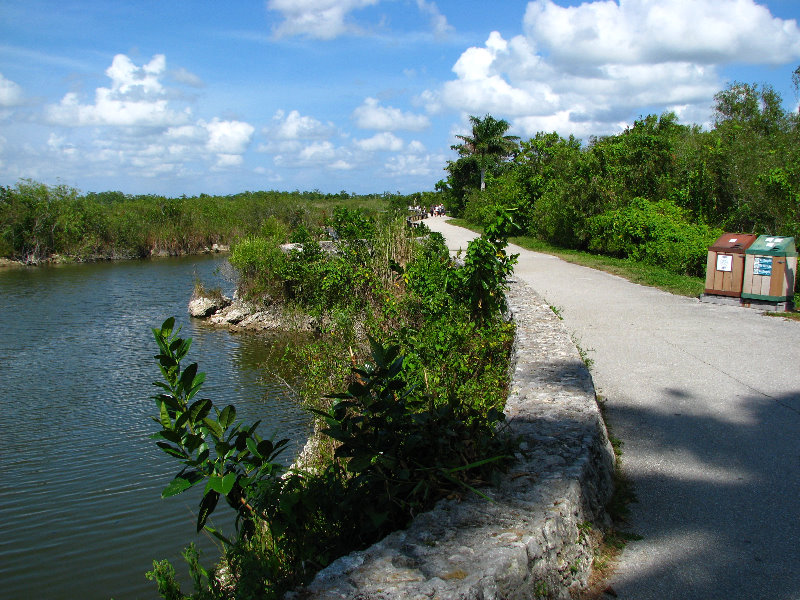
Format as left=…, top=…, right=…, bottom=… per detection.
left=704, top=233, right=758, bottom=297
left=741, top=236, right=797, bottom=302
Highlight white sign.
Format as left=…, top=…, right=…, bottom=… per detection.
left=716, top=255, right=733, bottom=272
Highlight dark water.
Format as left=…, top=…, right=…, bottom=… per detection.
left=0, top=255, right=311, bottom=599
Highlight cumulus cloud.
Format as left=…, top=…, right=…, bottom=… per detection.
left=0, top=73, right=24, bottom=107
left=39, top=54, right=255, bottom=177
left=268, top=109, right=336, bottom=140
left=385, top=153, right=444, bottom=177
left=425, top=0, right=800, bottom=138
left=354, top=131, right=404, bottom=151
left=214, top=154, right=245, bottom=169
left=267, top=0, right=378, bottom=39
left=46, top=54, right=191, bottom=128
left=353, top=97, right=430, bottom=131
left=524, top=0, right=800, bottom=67
left=205, top=118, right=255, bottom=155
left=273, top=140, right=344, bottom=168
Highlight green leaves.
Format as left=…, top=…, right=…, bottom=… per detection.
left=150, top=317, right=289, bottom=541
left=317, top=336, right=515, bottom=528
left=162, top=471, right=203, bottom=498
left=218, top=404, right=236, bottom=430
left=206, top=473, right=237, bottom=496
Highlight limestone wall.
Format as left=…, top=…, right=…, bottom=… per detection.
left=289, top=281, right=616, bottom=599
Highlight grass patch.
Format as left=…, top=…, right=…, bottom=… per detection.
left=766, top=311, right=800, bottom=321
left=510, top=235, right=705, bottom=297
left=765, top=293, right=800, bottom=320
left=448, top=218, right=706, bottom=298
left=577, top=396, right=641, bottom=599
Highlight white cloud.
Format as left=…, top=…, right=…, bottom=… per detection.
left=214, top=154, right=244, bottom=169
left=268, top=109, right=336, bottom=140
left=47, top=89, right=191, bottom=128
left=298, top=140, right=336, bottom=161
left=407, top=140, right=426, bottom=153
left=165, top=124, right=206, bottom=142
left=34, top=54, right=256, bottom=179
left=385, top=153, right=444, bottom=177
left=204, top=118, right=255, bottom=154
left=416, top=0, right=453, bottom=37
left=47, top=133, right=77, bottom=157
left=424, top=0, right=800, bottom=138
left=353, top=97, right=430, bottom=131
left=330, top=159, right=354, bottom=170
left=0, top=73, right=24, bottom=107
left=274, top=140, right=353, bottom=169
left=354, top=131, right=404, bottom=151
left=106, top=54, right=166, bottom=96
left=170, top=67, right=205, bottom=88
left=267, top=0, right=379, bottom=39
left=524, top=0, right=800, bottom=67
left=46, top=54, right=191, bottom=128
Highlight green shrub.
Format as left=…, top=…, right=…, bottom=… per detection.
left=455, top=208, right=519, bottom=321
left=148, top=326, right=516, bottom=600
left=229, top=236, right=287, bottom=298
left=327, top=206, right=374, bottom=240
left=587, top=197, right=722, bottom=276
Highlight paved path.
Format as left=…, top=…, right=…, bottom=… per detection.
left=424, top=217, right=800, bottom=600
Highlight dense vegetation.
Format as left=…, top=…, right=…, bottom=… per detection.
left=439, top=78, right=800, bottom=284
left=0, top=182, right=414, bottom=263
left=147, top=208, right=519, bottom=599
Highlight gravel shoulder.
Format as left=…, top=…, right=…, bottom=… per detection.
left=424, top=217, right=800, bottom=600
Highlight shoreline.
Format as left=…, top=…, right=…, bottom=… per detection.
left=0, top=243, right=230, bottom=268
left=189, top=293, right=324, bottom=334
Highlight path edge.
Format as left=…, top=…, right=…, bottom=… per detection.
left=289, top=280, right=616, bottom=599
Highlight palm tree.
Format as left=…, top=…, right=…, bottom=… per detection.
left=451, top=115, right=519, bottom=191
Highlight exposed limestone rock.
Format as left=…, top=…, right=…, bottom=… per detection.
left=190, top=297, right=320, bottom=333
left=188, top=295, right=231, bottom=318
left=288, top=281, right=616, bottom=599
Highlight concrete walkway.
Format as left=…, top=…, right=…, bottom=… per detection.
left=423, top=217, right=800, bottom=600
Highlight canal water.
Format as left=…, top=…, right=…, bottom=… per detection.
left=0, top=255, right=311, bottom=599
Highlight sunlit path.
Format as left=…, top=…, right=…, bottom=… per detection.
left=424, top=217, right=800, bottom=600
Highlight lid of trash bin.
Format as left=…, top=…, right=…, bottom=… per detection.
left=744, top=235, right=797, bottom=257
left=708, top=233, right=758, bottom=253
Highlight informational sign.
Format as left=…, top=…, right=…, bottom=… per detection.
left=716, top=254, right=733, bottom=272
left=753, top=256, right=773, bottom=277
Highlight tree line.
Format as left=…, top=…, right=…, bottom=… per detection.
left=439, top=76, right=800, bottom=278
left=0, top=183, right=408, bottom=263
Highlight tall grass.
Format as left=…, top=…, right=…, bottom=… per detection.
left=0, top=180, right=409, bottom=263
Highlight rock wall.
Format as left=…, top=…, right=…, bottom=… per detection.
left=289, top=281, right=616, bottom=599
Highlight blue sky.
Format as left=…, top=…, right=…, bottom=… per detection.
left=1, top=0, right=799, bottom=196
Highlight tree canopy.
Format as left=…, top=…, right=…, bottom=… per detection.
left=439, top=75, right=800, bottom=280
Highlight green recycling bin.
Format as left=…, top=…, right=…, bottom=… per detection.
left=741, top=236, right=797, bottom=302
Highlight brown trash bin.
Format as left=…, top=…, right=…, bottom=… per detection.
left=704, top=233, right=758, bottom=297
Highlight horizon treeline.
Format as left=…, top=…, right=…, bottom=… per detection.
left=0, top=183, right=425, bottom=263
left=439, top=79, right=800, bottom=279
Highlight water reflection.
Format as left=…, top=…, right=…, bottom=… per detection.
left=0, top=256, right=311, bottom=600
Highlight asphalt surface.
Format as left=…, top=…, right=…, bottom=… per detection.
left=424, top=217, right=800, bottom=600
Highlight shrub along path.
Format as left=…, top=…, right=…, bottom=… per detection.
left=424, top=217, right=800, bottom=600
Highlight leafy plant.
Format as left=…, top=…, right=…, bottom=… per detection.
left=587, top=197, right=721, bottom=276
left=455, top=207, right=519, bottom=321
left=151, top=317, right=289, bottom=539
left=314, top=336, right=514, bottom=531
